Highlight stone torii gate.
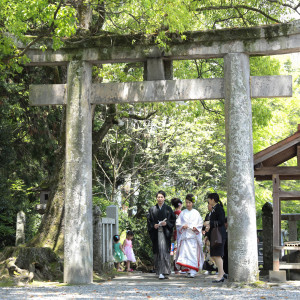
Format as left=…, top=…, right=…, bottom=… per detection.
left=25, top=20, right=300, bottom=284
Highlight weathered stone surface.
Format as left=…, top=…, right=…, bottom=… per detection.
left=64, top=60, right=93, bottom=284
left=269, top=270, right=287, bottom=282
left=288, top=220, right=298, bottom=241
left=225, top=53, right=258, bottom=282
left=29, top=75, right=292, bottom=106
left=94, top=78, right=223, bottom=104
left=106, top=205, right=119, bottom=237
left=29, top=84, right=66, bottom=106
left=146, top=58, right=165, bottom=80
left=262, top=202, right=273, bottom=272
left=22, top=20, right=300, bottom=65
left=250, top=75, right=292, bottom=98
left=16, top=211, right=25, bottom=246
left=281, top=214, right=300, bottom=241
left=93, top=205, right=102, bottom=273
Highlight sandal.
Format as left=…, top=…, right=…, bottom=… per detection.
left=127, top=268, right=133, bottom=272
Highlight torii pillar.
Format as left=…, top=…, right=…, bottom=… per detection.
left=64, top=60, right=93, bottom=284
left=224, top=53, right=258, bottom=281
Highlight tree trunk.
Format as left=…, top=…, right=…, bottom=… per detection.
left=27, top=158, right=65, bottom=256
left=28, top=106, right=117, bottom=256
left=128, top=144, right=138, bottom=217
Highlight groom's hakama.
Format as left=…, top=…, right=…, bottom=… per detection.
left=147, top=203, right=176, bottom=276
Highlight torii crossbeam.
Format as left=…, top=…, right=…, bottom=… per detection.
left=25, top=20, right=300, bottom=284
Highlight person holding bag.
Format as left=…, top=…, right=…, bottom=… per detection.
left=205, top=193, right=227, bottom=283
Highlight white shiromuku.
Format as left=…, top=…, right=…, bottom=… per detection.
left=176, top=208, right=204, bottom=271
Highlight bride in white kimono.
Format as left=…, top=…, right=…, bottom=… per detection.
left=176, top=194, right=204, bottom=278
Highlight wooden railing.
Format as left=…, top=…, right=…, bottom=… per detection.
left=274, top=241, right=300, bottom=270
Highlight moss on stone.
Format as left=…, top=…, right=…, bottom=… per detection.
left=250, top=280, right=269, bottom=288
left=0, top=277, right=15, bottom=287
left=264, top=23, right=291, bottom=41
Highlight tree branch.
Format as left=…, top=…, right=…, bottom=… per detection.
left=124, top=111, right=157, bottom=121
left=3, top=0, right=65, bottom=63
left=267, top=0, right=300, bottom=14
left=195, top=5, right=281, bottom=23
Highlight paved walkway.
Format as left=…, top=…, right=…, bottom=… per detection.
left=1, top=272, right=300, bottom=299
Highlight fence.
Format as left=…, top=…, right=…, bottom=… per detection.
left=93, top=205, right=119, bottom=273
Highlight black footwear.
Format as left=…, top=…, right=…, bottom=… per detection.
left=212, top=277, right=225, bottom=283
left=223, top=273, right=228, bottom=279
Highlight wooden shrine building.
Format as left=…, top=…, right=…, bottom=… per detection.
left=254, top=125, right=300, bottom=280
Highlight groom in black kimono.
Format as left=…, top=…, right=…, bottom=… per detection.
left=147, top=190, right=176, bottom=279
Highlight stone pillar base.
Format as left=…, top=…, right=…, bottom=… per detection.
left=269, top=270, right=286, bottom=282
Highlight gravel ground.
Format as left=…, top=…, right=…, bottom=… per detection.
left=1, top=272, right=300, bottom=299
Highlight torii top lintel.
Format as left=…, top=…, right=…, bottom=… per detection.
left=24, top=20, right=300, bottom=66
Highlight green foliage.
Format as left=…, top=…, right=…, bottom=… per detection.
left=252, top=53, right=300, bottom=234
left=92, top=195, right=112, bottom=217
left=101, top=0, right=295, bottom=46
left=1, top=0, right=300, bottom=260
left=0, top=0, right=296, bottom=78
left=94, top=63, right=144, bottom=83
left=0, top=65, right=66, bottom=248
left=0, top=1, right=77, bottom=81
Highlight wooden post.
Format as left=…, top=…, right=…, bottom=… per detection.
left=297, top=145, right=300, bottom=167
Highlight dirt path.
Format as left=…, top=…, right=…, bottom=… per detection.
left=0, top=272, right=300, bottom=299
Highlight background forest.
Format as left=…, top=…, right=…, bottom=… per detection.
left=1, top=0, right=300, bottom=265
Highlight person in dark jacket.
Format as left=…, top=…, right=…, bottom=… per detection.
left=147, top=190, right=176, bottom=279
left=202, top=201, right=218, bottom=274
left=223, top=217, right=228, bottom=277
left=206, top=192, right=227, bottom=283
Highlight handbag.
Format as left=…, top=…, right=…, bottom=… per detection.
left=210, top=221, right=222, bottom=248
left=202, top=260, right=218, bottom=272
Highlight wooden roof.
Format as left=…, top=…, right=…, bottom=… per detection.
left=254, top=125, right=300, bottom=181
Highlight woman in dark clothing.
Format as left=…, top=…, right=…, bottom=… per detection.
left=171, top=197, right=182, bottom=274
left=206, top=192, right=226, bottom=282
left=147, top=190, right=176, bottom=279
left=202, top=202, right=218, bottom=274
left=223, top=217, right=229, bottom=276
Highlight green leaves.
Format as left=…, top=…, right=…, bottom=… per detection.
left=0, top=1, right=77, bottom=76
